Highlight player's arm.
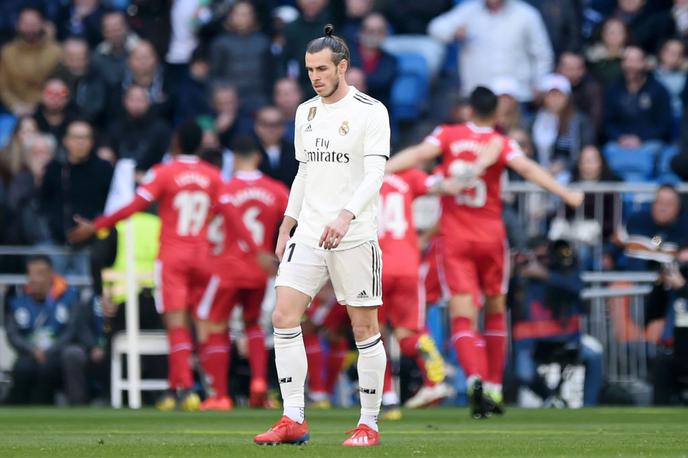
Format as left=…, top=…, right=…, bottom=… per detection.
left=386, top=140, right=441, bottom=174
left=68, top=193, right=152, bottom=243
left=276, top=161, right=307, bottom=260
left=507, top=155, right=583, bottom=208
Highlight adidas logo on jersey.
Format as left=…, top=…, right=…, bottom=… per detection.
left=359, top=387, right=377, bottom=394
left=357, top=290, right=369, bottom=299
left=279, top=377, right=293, bottom=384
left=305, top=124, right=312, bottom=132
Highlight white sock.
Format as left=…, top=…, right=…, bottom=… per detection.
left=356, top=333, right=386, bottom=432
left=274, top=326, right=307, bottom=423
left=382, top=391, right=400, bottom=407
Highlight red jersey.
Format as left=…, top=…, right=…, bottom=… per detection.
left=95, top=155, right=222, bottom=261
left=378, top=168, right=432, bottom=277
left=209, top=171, right=288, bottom=286
left=426, top=122, right=522, bottom=243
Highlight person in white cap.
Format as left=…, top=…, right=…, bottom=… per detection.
left=491, top=76, right=528, bottom=132
left=531, top=73, right=595, bottom=179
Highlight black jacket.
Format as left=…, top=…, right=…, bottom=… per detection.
left=106, top=112, right=171, bottom=172
left=257, top=139, right=298, bottom=188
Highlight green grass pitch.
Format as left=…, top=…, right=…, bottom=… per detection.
left=1, top=407, right=687, bottom=457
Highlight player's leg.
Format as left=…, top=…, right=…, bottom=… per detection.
left=328, top=241, right=385, bottom=446
left=194, top=276, right=235, bottom=411
left=239, top=287, right=270, bottom=407
left=254, top=242, right=327, bottom=445
left=302, top=317, right=329, bottom=407
left=323, top=306, right=351, bottom=396
left=154, top=260, right=198, bottom=411
left=479, top=240, right=510, bottom=412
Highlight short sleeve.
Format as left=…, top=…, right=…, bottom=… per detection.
left=425, top=125, right=447, bottom=150
left=294, top=105, right=307, bottom=162
left=137, top=164, right=165, bottom=202
left=503, top=136, right=524, bottom=163
left=363, top=104, right=391, bottom=158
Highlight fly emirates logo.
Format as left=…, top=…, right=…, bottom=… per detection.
left=306, top=137, right=350, bottom=163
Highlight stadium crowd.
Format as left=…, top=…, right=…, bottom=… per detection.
left=0, top=0, right=687, bottom=409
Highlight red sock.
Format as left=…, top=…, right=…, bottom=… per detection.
left=484, top=312, right=507, bottom=385
left=325, top=339, right=348, bottom=393
left=383, top=359, right=394, bottom=394
left=167, top=327, right=194, bottom=390
left=451, top=317, right=487, bottom=379
left=304, top=332, right=326, bottom=393
left=200, top=332, right=230, bottom=398
left=245, top=324, right=267, bottom=385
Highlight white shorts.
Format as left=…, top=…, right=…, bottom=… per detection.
left=275, top=239, right=382, bottom=307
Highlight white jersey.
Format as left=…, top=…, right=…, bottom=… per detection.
left=292, top=87, right=390, bottom=250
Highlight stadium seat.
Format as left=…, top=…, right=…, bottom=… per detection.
left=0, top=113, right=16, bottom=149
left=603, top=143, right=660, bottom=181
left=656, top=145, right=680, bottom=182
left=111, top=331, right=169, bottom=408
left=390, top=53, right=430, bottom=121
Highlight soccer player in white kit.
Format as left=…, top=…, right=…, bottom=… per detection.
left=253, top=25, right=390, bottom=447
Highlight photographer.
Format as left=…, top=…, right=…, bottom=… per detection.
left=511, top=237, right=603, bottom=406
left=652, top=245, right=688, bottom=405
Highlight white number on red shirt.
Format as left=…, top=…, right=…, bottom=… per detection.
left=173, top=190, right=211, bottom=236
left=243, top=206, right=265, bottom=245
left=378, top=192, right=408, bottom=239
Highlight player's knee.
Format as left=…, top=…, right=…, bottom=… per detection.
left=271, top=308, right=300, bottom=329
left=351, top=322, right=378, bottom=342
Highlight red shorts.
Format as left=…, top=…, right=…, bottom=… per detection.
left=379, top=274, right=425, bottom=332
left=306, top=298, right=350, bottom=332
left=422, top=242, right=446, bottom=305
left=193, top=274, right=238, bottom=322
left=237, top=287, right=266, bottom=324
left=153, top=258, right=210, bottom=314
left=440, top=238, right=508, bottom=297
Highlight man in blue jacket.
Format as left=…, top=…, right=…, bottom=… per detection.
left=6, top=255, right=87, bottom=405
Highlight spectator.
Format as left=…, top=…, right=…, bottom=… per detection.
left=103, top=85, right=172, bottom=175
left=585, top=17, right=628, bottom=85
left=254, top=106, right=298, bottom=187
left=33, top=78, right=76, bottom=144
left=653, top=39, right=687, bottom=120
left=6, top=255, right=88, bottom=405
left=557, top=52, right=605, bottom=135
left=526, top=0, right=582, bottom=57
left=210, top=0, right=273, bottom=112
left=340, top=0, right=375, bottom=44
left=531, top=74, right=595, bottom=176
left=175, top=46, right=213, bottom=124
left=429, top=0, right=554, bottom=103
left=40, top=120, right=113, bottom=272
left=511, top=238, right=603, bottom=407
left=52, top=38, right=108, bottom=125
left=613, top=0, right=674, bottom=54
left=76, top=295, right=108, bottom=402
left=91, top=10, right=140, bottom=89
left=346, top=66, right=367, bottom=93
left=165, top=0, right=201, bottom=95
left=273, top=77, right=303, bottom=143
left=349, top=13, right=397, bottom=107
left=386, top=0, right=453, bottom=35
left=125, top=0, right=173, bottom=59
left=55, top=0, right=105, bottom=48
left=0, top=7, right=62, bottom=116
left=211, top=83, right=252, bottom=149
left=7, top=133, right=55, bottom=246
left=492, top=76, right=528, bottom=132
left=0, top=116, right=39, bottom=182
left=625, top=185, right=688, bottom=270
left=673, top=0, right=688, bottom=42
left=282, top=0, right=332, bottom=95
left=603, top=46, right=673, bottom=147
left=116, top=40, right=171, bottom=121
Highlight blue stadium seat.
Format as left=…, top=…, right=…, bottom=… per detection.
left=0, top=113, right=17, bottom=150
left=657, top=145, right=679, bottom=178
left=603, top=143, right=659, bottom=181
left=390, top=53, right=430, bottom=121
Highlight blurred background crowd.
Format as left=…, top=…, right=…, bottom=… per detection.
left=0, top=0, right=687, bottom=409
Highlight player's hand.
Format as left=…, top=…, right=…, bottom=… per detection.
left=563, top=190, right=584, bottom=208
left=320, top=210, right=354, bottom=250
left=67, top=215, right=97, bottom=244
left=257, top=250, right=278, bottom=276
left=439, top=177, right=469, bottom=195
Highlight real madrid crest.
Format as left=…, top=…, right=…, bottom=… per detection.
left=308, top=106, right=317, bottom=121
left=339, top=120, right=350, bottom=136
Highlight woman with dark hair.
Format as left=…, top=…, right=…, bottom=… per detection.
left=585, top=17, right=630, bottom=85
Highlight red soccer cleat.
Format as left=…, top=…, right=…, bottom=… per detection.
left=253, top=416, right=310, bottom=445
left=200, top=396, right=233, bottom=411
left=342, top=424, right=380, bottom=447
